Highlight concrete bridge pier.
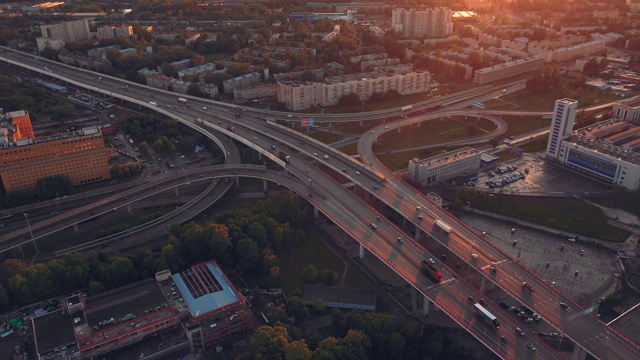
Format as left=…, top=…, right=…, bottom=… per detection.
left=480, top=275, right=487, bottom=292
left=415, top=225, right=420, bottom=240
left=359, top=243, right=365, bottom=259
left=73, top=224, right=78, bottom=233
left=235, top=176, right=240, bottom=189
left=360, top=120, right=363, bottom=127
left=127, top=205, right=132, bottom=214
left=570, top=345, right=588, bottom=360
left=313, top=206, right=319, bottom=218
left=423, top=297, right=429, bottom=316
left=263, top=179, right=268, bottom=194
left=174, top=187, right=179, bottom=196
left=411, top=287, right=417, bottom=312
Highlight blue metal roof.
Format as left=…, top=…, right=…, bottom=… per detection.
left=171, top=262, right=240, bottom=318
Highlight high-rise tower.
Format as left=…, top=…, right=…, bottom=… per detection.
left=546, top=98, right=578, bottom=159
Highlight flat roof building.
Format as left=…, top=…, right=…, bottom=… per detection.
left=32, top=310, right=79, bottom=360
left=408, top=147, right=481, bottom=185
left=173, top=261, right=252, bottom=352
left=547, top=99, right=640, bottom=189
left=0, top=122, right=111, bottom=192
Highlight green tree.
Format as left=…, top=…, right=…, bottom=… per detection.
left=288, top=296, right=310, bottom=322
left=301, top=264, right=318, bottom=282
left=319, top=269, right=337, bottom=286
left=235, top=238, right=260, bottom=273
left=36, top=175, right=74, bottom=200
left=312, top=298, right=325, bottom=314
left=286, top=339, right=312, bottom=360
left=252, top=324, right=291, bottom=359
left=88, top=280, right=105, bottom=295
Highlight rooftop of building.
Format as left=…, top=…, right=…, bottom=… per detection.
left=568, top=119, right=640, bottom=165
left=172, top=261, right=242, bottom=319
left=410, top=147, right=479, bottom=168
left=303, top=285, right=376, bottom=307
left=84, top=278, right=167, bottom=328
left=33, top=310, right=77, bottom=355
left=616, top=95, right=640, bottom=108
left=73, top=278, right=176, bottom=348
left=0, top=126, right=102, bottom=150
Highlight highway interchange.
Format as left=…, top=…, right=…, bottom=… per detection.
left=2, top=47, right=640, bottom=359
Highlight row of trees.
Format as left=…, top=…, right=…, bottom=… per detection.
left=243, top=311, right=477, bottom=360
left=0, top=193, right=310, bottom=309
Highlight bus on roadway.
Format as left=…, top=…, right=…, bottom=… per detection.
left=472, top=101, right=485, bottom=109
left=474, top=303, right=500, bottom=328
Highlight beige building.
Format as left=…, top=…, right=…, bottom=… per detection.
left=234, top=84, right=278, bottom=103
left=277, top=71, right=431, bottom=110
left=97, top=25, right=133, bottom=40
left=392, top=8, right=453, bottom=38
left=408, top=147, right=481, bottom=185
left=40, top=19, right=90, bottom=43
left=474, top=56, right=544, bottom=84
left=528, top=40, right=606, bottom=62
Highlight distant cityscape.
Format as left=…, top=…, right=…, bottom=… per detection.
left=2, top=1, right=640, bottom=360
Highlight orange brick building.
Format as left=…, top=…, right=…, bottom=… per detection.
left=6, top=110, right=35, bottom=140
left=0, top=112, right=111, bottom=192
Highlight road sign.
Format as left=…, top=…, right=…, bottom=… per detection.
left=302, top=118, right=314, bottom=126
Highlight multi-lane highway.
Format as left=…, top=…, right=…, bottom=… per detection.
left=1, top=47, right=638, bottom=359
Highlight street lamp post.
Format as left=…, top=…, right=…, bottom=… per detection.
left=24, top=213, right=38, bottom=253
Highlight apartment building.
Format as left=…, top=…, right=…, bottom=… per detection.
left=0, top=126, right=111, bottom=192
left=277, top=71, right=430, bottom=110
left=473, top=56, right=544, bottom=84
left=40, top=19, right=90, bottom=42
left=97, top=25, right=133, bottom=40
left=391, top=8, right=453, bottom=38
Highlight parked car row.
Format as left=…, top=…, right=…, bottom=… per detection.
left=487, top=171, right=525, bottom=188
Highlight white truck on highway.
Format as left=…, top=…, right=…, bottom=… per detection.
left=400, top=105, right=413, bottom=112
left=148, top=101, right=158, bottom=106
left=178, top=97, right=187, bottom=103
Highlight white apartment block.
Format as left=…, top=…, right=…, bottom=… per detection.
left=474, top=56, right=544, bottom=84
left=593, top=9, right=619, bottom=19
left=36, top=37, right=65, bottom=52
left=613, top=96, right=640, bottom=122
left=177, top=63, right=217, bottom=80
left=40, top=19, right=90, bottom=42
left=97, top=25, right=133, bottom=40
left=223, top=72, right=262, bottom=95
left=277, top=71, right=430, bottom=111
left=277, top=82, right=322, bottom=111
left=408, top=147, right=481, bottom=185
left=392, top=8, right=453, bottom=38
left=234, top=84, right=278, bottom=103
left=528, top=40, right=606, bottom=62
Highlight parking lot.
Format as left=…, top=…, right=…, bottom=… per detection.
left=458, top=212, right=621, bottom=306
left=472, top=153, right=607, bottom=195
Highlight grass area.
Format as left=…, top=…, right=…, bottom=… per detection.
left=501, top=116, right=551, bottom=138
left=307, top=130, right=344, bottom=144
left=453, top=190, right=630, bottom=242
left=373, top=117, right=496, bottom=152
left=519, top=137, right=548, bottom=152
left=280, top=230, right=345, bottom=293
left=589, top=193, right=640, bottom=221
left=317, top=118, right=386, bottom=134
left=497, top=77, right=629, bottom=111
left=41, top=206, right=176, bottom=255
left=337, top=142, right=358, bottom=155
left=493, top=150, right=520, bottom=163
